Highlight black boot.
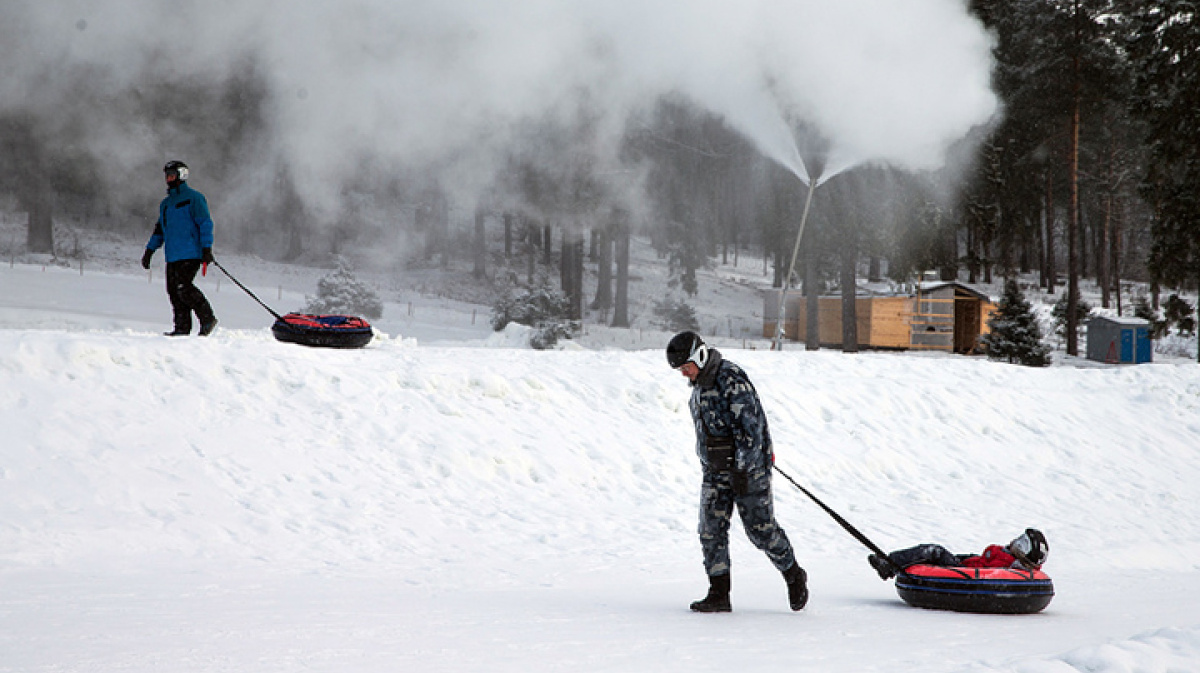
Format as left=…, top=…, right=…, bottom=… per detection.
left=868, top=554, right=897, bottom=581
left=166, top=309, right=191, bottom=336
left=783, top=563, right=808, bottom=611
left=198, top=317, right=219, bottom=336
left=690, top=574, right=731, bottom=613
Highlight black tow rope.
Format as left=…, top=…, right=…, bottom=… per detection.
left=773, top=464, right=904, bottom=573
left=212, top=260, right=284, bottom=321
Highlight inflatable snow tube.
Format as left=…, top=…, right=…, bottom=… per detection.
left=895, top=565, right=1054, bottom=614
left=271, top=313, right=374, bottom=349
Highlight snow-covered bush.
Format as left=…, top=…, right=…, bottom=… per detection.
left=304, top=257, right=384, bottom=319
left=653, top=297, right=699, bottom=333
left=982, top=279, right=1052, bottom=367
left=491, top=284, right=577, bottom=350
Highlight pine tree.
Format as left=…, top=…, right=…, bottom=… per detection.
left=1051, top=291, right=1093, bottom=338
left=1133, top=294, right=1167, bottom=339
left=304, top=257, right=384, bottom=319
left=490, top=278, right=578, bottom=349
left=983, top=279, right=1053, bottom=366
left=1123, top=1, right=1200, bottom=361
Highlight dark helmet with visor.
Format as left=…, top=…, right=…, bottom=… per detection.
left=666, top=330, right=709, bottom=370
left=1007, top=528, right=1049, bottom=568
left=163, top=160, right=189, bottom=181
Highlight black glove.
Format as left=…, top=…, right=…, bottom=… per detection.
left=141, top=249, right=154, bottom=269
left=201, top=247, right=214, bottom=264
left=730, top=471, right=749, bottom=497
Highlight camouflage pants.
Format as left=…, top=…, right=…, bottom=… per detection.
left=698, top=467, right=797, bottom=576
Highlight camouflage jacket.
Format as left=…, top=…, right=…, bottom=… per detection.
left=689, top=349, right=773, bottom=473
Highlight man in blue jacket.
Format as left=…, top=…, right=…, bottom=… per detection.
left=141, top=160, right=218, bottom=336
left=667, top=331, right=808, bottom=613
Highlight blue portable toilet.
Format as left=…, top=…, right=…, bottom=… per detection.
left=1086, top=316, right=1153, bottom=364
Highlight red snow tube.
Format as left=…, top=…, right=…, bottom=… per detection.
left=271, top=313, right=374, bottom=349
left=895, top=565, right=1054, bottom=614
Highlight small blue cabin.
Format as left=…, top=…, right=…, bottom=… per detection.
left=1086, top=316, right=1152, bottom=364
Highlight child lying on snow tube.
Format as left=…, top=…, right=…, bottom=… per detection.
left=867, top=528, right=1048, bottom=580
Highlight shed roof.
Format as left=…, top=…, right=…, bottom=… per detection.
left=915, top=281, right=993, bottom=303
left=1088, top=315, right=1150, bottom=327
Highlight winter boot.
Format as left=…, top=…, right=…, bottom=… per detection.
left=690, top=574, right=731, bottom=613
left=198, top=317, right=219, bottom=337
left=166, top=309, right=191, bottom=336
left=783, top=563, right=808, bottom=611
left=868, top=553, right=897, bottom=581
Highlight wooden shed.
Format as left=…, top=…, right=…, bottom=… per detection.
left=763, top=282, right=995, bottom=353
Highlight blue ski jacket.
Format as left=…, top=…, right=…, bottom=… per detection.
left=146, top=181, right=214, bottom=263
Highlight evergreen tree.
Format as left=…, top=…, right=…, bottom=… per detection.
left=983, top=279, right=1053, bottom=366
left=1123, top=1, right=1200, bottom=360
left=1051, top=291, right=1094, bottom=338
left=1163, top=294, right=1196, bottom=337
left=1132, top=293, right=1167, bottom=339
left=652, top=297, right=700, bottom=333
left=490, top=278, right=578, bottom=350
left=304, top=257, right=384, bottom=319
left=971, top=0, right=1131, bottom=355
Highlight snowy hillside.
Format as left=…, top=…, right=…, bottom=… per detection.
left=3, top=244, right=1200, bottom=671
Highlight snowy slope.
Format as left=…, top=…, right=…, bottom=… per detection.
left=3, top=257, right=1200, bottom=672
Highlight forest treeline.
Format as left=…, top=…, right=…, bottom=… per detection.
left=1, top=2, right=1196, bottom=357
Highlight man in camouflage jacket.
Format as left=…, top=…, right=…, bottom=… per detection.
left=666, top=330, right=808, bottom=613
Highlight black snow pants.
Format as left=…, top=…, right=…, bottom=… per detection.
left=166, top=259, right=215, bottom=332
left=887, top=543, right=970, bottom=569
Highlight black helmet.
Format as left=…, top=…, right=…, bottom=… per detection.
left=1008, top=528, right=1049, bottom=568
left=666, top=330, right=709, bottom=369
left=163, top=160, right=189, bottom=181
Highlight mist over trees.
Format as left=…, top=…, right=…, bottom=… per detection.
left=1, top=2, right=1197, bottom=348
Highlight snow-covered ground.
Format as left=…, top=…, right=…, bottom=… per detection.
left=2, top=239, right=1200, bottom=672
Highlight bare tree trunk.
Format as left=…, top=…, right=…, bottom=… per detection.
left=560, top=229, right=584, bottom=320
left=571, top=231, right=584, bottom=320
left=1066, top=6, right=1082, bottom=357
left=804, top=244, right=820, bottom=351
left=503, top=212, right=513, bottom=258
left=967, top=213, right=978, bottom=284
left=1100, top=191, right=1112, bottom=309
left=283, top=186, right=306, bottom=262
left=473, top=208, right=486, bottom=280
left=1045, top=171, right=1056, bottom=295
left=1113, top=197, right=1123, bottom=315
left=524, top=216, right=538, bottom=284
left=841, top=248, right=858, bottom=353
left=26, top=188, right=54, bottom=254
left=983, top=209, right=994, bottom=284
left=591, top=223, right=612, bottom=311
left=868, top=256, right=882, bottom=283
left=611, top=211, right=630, bottom=328
left=559, top=229, right=571, bottom=298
